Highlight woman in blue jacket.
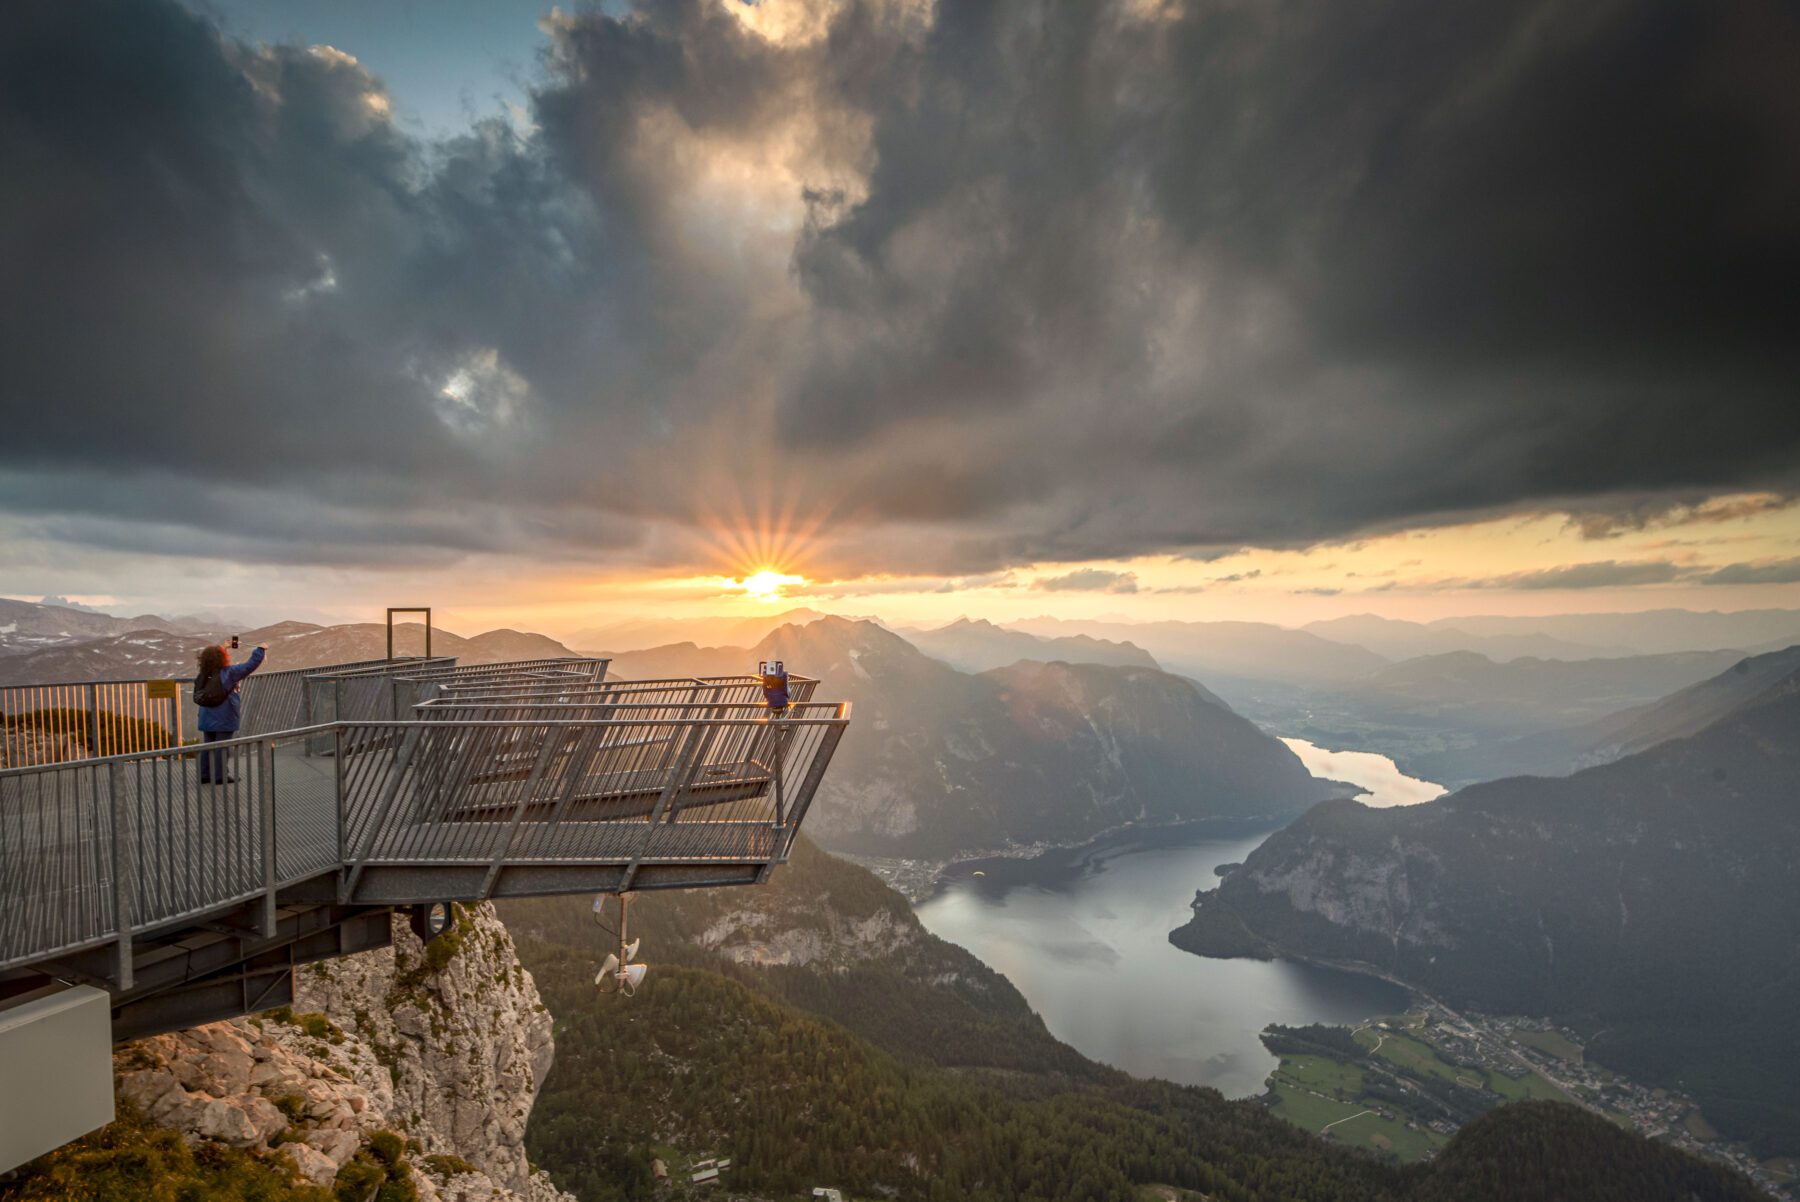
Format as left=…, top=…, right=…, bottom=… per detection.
left=195, top=642, right=267, bottom=784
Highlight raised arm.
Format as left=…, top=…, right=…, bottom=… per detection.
left=223, top=645, right=266, bottom=687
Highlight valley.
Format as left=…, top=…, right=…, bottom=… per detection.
left=1256, top=1003, right=1789, bottom=1191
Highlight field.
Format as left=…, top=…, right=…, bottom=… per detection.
left=1485, top=1067, right=1568, bottom=1101
left=1267, top=1051, right=1449, bottom=1164
left=1269, top=1081, right=1367, bottom=1131
left=1684, top=1110, right=1721, bottom=1141
left=1279, top=1055, right=1366, bottom=1095
left=1358, top=1030, right=1467, bottom=1083
left=1259, top=1016, right=1584, bottom=1164
left=1268, top=1075, right=1448, bottom=1163
left=1510, top=1027, right=1584, bottom=1062
left=1356, top=1026, right=1569, bottom=1103
left=1322, top=1111, right=1447, bottom=1162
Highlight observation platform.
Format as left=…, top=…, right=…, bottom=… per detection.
left=0, top=657, right=847, bottom=1039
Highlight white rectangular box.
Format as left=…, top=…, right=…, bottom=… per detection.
left=0, top=985, right=115, bottom=1173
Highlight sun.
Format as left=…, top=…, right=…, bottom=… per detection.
left=738, top=569, right=806, bottom=602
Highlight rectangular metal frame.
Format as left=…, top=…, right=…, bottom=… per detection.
left=385, top=607, right=432, bottom=661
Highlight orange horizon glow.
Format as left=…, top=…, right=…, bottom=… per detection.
left=25, top=493, right=1798, bottom=640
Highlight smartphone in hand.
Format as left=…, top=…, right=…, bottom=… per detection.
left=230, top=635, right=240, bottom=650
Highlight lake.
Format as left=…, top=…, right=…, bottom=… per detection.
left=913, top=741, right=1440, bottom=1096
left=1279, top=738, right=1447, bottom=807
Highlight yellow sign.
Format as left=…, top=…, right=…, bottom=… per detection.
left=145, top=679, right=179, bottom=700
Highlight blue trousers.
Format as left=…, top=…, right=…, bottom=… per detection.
left=199, top=730, right=234, bottom=783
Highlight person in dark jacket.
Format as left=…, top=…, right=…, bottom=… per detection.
left=759, top=660, right=790, bottom=719
left=195, top=642, right=266, bottom=784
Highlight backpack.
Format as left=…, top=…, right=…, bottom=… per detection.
left=194, top=668, right=231, bottom=708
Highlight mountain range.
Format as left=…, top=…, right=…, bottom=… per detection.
left=0, top=596, right=206, bottom=656
left=1302, top=614, right=1632, bottom=661
left=1421, top=609, right=1800, bottom=657
left=0, top=619, right=580, bottom=685
left=612, top=616, right=1332, bottom=857
left=1226, top=647, right=1749, bottom=787
left=1007, top=616, right=1393, bottom=687
left=902, top=616, right=1160, bottom=673
left=1414, top=645, right=1800, bottom=783
left=1335, top=648, right=1746, bottom=736
left=567, top=607, right=840, bottom=653
left=1175, top=663, right=1800, bottom=1155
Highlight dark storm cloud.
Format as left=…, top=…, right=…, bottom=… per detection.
left=1701, top=558, right=1800, bottom=586
left=2, top=0, right=1797, bottom=576
left=781, top=0, right=1800, bottom=564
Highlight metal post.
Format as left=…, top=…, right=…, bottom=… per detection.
left=85, top=683, right=100, bottom=757
left=773, top=733, right=786, bottom=829
left=334, top=726, right=345, bottom=863
left=109, top=761, right=133, bottom=991
left=259, top=741, right=277, bottom=936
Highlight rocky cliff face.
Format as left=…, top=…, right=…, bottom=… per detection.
left=114, top=904, right=572, bottom=1201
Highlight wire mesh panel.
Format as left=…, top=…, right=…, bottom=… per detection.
left=302, top=659, right=457, bottom=753
left=240, top=658, right=450, bottom=736
left=117, top=745, right=264, bottom=931
left=237, top=668, right=314, bottom=738
left=0, top=759, right=113, bottom=965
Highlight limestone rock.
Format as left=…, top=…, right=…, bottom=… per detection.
left=110, top=904, right=573, bottom=1202
left=293, top=905, right=561, bottom=1198
left=279, top=1140, right=339, bottom=1186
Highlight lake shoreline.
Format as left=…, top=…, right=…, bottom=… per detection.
left=836, top=813, right=1297, bottom=904
left=911, top=819, right=1411, bottom=1096
left=925, top=815, right=1293, bottom=899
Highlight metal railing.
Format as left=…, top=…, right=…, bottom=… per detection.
left=387, top=657, right=610, bottom=715
left=1, top=680, right=191, bottom=770
left=0, top=674, right=849, bottom=985
left=0, top=658, right=463, bottom=766
left=237, top=656, right=446, bottom=736
left=421, top=674, right=818, bottom=711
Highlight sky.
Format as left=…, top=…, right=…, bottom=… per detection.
left=2, top=0, right=1798, bottom=639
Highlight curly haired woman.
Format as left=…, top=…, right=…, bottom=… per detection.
left=194, top=641, right=266, bottom=784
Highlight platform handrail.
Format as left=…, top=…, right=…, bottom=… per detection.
left=0, top=681, right=849, bottom=984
